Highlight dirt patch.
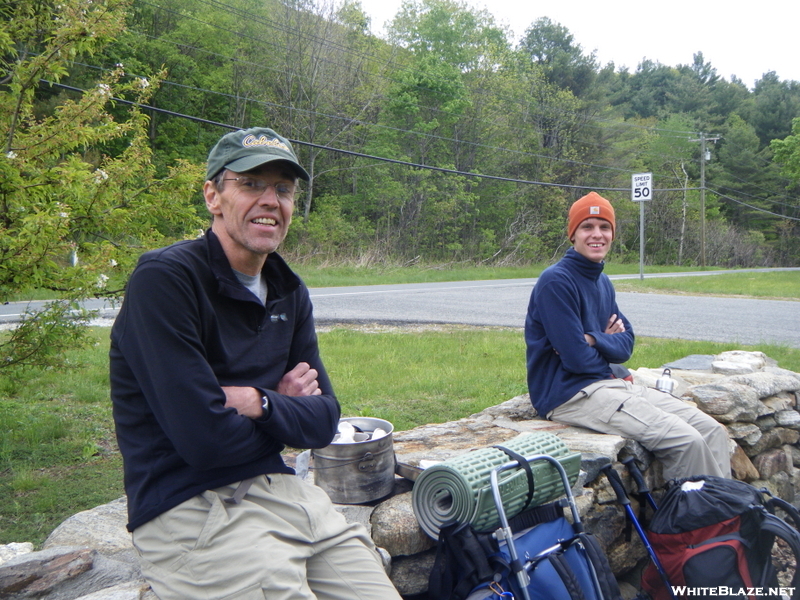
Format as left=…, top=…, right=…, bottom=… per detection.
left=315, top=321, right=522, bottom=334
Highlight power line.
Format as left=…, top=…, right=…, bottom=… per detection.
left=69, top=54, right=709, bottom=190
left=66, top=59, right=653, bottom=178
left=43, top=79, right=638, bottom=193
left=41, top=0, right=800, bottom=223
left=707, top=187, right=800, bottom=222
left=47, top=79, right=800, bottom=224
left=712, top=181, right=800, bottom=212
left=115, top=0, right=752, bottom=201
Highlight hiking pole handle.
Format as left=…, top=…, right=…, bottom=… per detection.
left=622, top=457, right=649, bottom=495
left=601, top=464, right=630, bottom=506
left=622, top=457, right=659, bottom=512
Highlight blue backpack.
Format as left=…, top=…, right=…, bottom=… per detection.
left=428, top=498, right=622, bottom=600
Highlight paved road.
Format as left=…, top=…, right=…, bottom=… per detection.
left=308, top=276, right=800, bottom=348
left=2, top=270, right=799, bottom=347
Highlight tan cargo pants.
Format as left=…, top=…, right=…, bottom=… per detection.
left=132, top=474, right=403, bottom=600
left=550, top=379, right=731, bottom=480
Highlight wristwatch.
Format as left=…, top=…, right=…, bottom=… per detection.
left=261, top=395, right=270, bottom=416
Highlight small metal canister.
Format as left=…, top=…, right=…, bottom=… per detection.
left=312, top=417, right=395, bottom=504
left=655, top=368, right=675, bottom=395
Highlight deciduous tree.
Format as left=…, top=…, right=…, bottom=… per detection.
left=1, top=0, right=204, bottom=373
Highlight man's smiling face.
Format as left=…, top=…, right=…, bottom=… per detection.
left=570, top=217, right=613, bottom=263
left=204, top=163, right=297, bottom=274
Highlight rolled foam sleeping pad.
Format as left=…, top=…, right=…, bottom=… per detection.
left=411, top=431, right=581, bottom=538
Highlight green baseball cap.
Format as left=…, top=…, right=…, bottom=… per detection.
left=206, top=127, right=310, bottom=181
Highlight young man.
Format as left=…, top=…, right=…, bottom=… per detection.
left=525, top=192, right=730, bottom=480
left=110, top=127, right=403, bottom=600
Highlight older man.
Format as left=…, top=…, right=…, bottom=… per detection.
left=110, top=127, right=402, bottom=600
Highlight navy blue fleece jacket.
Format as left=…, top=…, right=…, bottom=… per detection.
left=110, top=230, right=339, bottom=531
left=525, top=247, right=634, bottom=416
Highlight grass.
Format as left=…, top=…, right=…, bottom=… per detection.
left=320, top=325, right=800, bottom=432
left=319, top=326, right=529, bottom=432
left=292, top=263, right=800, bottom=301
left=1, top=268, right=799, bottom=546
left=6, top=263, right=797, bottom=301
left=3, top=322, right=800, bottom=547
left=291, top=261, right=713, bottom=288
left=628, top=337, right=800, bottom=373
left=614, top=270, right=800, bottom=300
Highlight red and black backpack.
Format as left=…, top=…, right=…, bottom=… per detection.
left=641, top=476, right=800, bottom=600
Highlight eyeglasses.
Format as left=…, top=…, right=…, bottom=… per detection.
left=222, top=176, right=296, bottom=200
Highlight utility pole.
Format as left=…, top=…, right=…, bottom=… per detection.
left=689, top=133, right=721, bottom=268
left=699, top=134, right=707, bottom=268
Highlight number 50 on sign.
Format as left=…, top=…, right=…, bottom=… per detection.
left=631, top=172, right=653, bottom=201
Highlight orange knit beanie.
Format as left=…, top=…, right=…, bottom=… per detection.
left=568, top=192, right=616, bottom=240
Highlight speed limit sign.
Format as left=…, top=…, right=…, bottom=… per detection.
left=631, top=173, right=653, bottom=202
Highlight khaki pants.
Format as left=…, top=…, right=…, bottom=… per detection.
left=550, top=379, right=731, bottom=480
left=132, top=474, right=403, bottom=600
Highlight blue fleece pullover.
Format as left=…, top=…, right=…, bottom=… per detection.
left=525, top=247, right=634, bottom=416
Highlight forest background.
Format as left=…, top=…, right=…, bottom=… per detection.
left=2, top=0, right=800, bottom=370
left=54, top=0, right=800, bottom=264
left=6, top=0, right=800, bottom=266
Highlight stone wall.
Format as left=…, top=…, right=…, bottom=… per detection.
left=2, top=351, right=799, bottom=599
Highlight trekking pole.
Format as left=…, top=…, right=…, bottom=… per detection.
left=622, top=457, right=658, bottom=512
left=601, top=464, right=676, bottom=600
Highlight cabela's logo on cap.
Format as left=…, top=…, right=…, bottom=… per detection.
left=589, top=206, right=601, bottom=215
left=242, top=134, right=290, bottom=152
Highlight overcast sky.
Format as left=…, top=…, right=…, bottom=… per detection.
left=358, top=0, right=800, bottom=89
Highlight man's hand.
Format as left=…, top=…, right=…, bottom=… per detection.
left=605, top=314, right=625, bottom=334
left=584, top=314, right=625, bottom=347
left=222, top=363, right=321, bottom=419
left=222, top=386, right=263, bottom=419
left=277, top=362, right=322, bottom=397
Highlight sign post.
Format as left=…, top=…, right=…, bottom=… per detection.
left=631, top=173, right=653, bottom=280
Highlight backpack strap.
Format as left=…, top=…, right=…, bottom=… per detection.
left=579, top=532, right=624, bottom=600
left=427, top=521, right=461, bottom=600
left=757, top=512, right=800, bottom=600
left=763, top=494, right=800, bottom=532
left=546, top=553, right=589, bottom=600
left=508, top=500, right=564, bottom=533
left=493, top=445, right=535, bottom=510
left=428, top=521, right=498, bottom=600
